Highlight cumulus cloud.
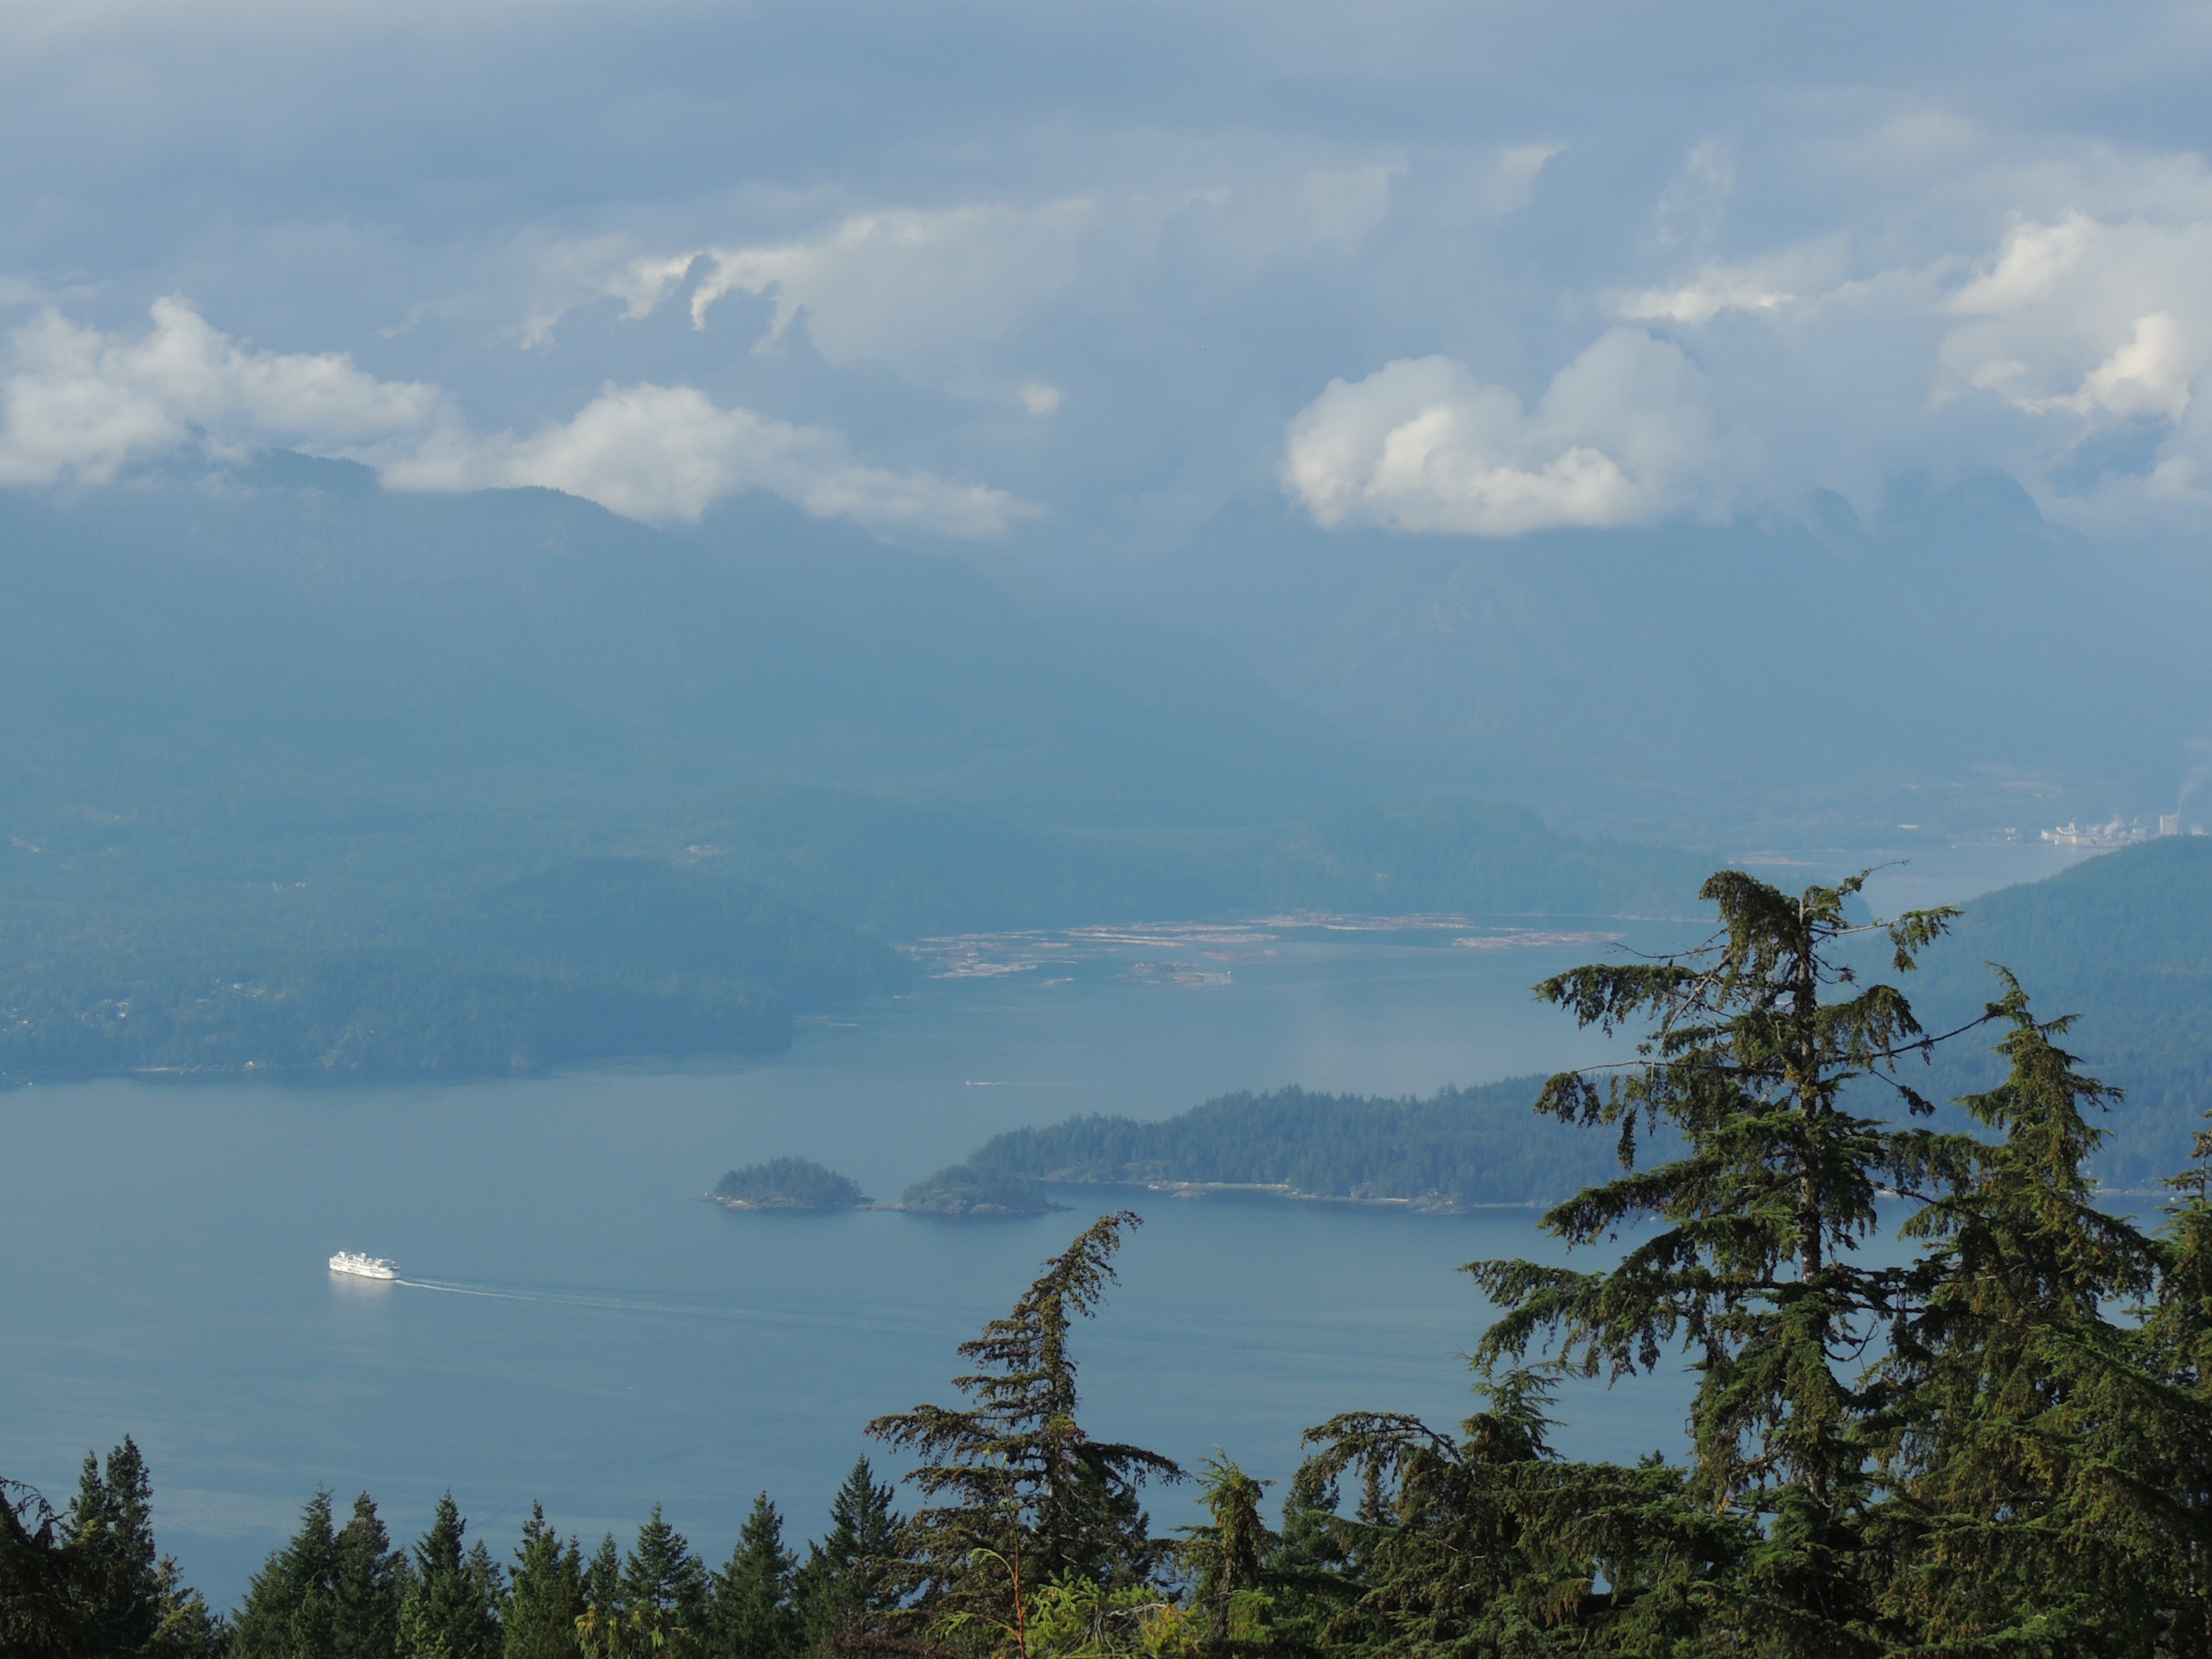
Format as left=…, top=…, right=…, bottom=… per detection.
left=389, top=381, right=1038, bottom=534
left=0, top=300, right=1032, bottom=535
left=1501, top=138, right=2212, bottom=533
left=0, top=297, right=444, bottom=485
left=1939, top=212, right=2212, bottom=423
left=1281, top=331, right=1721, bottom=535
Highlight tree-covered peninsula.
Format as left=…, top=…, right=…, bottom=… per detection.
left=919, top=1078, right=1618, bottom=1211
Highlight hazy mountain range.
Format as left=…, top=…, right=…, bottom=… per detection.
left=1114, top=473, right=2211, bottom=844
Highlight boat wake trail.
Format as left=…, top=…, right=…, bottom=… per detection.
left=394, top=1278, right=736, bottom=1319
left=389, top=1277, right=909, bottom=1334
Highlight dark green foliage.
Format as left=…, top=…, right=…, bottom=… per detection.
left=579, top=1536, right=621, bottom=1635
left=502, top=1506, right=584, bottom=1659
left=897, top=1166, right=1066, bottom=1216
left=618, top=1507, right=709, bottom=1655
left=332, top=1494, right=404, bottom=1659
left=232, top=1492, right=344, bottom=1659
left=1873, top=982, right=2212, bottom=1652
left=0, top=1445, right=219, bottom=1659
left=399, top=1494, right=502, bottom=1659
left=1178, top=1459, right=1279, bottom=1653
left=867, top=1214, right=1182, bottom=1642
left=1301, top=1377, right=1751, bottom=1655
left=791, top=1459, right=904, bottom=1651
left=1467, top=869, right=1980, bottom=1652
left=710, top=1160, right=872, bottom=1212
left=706, top=1495, right=801, bottom=1659
left=941, top=1080, right=1618, bottom=1210
left=2, top=1479, right=89, bottom=1659
left=2147, top=1113, right=2212, bottom=1647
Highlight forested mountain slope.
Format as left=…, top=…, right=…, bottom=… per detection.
left=1902, top=836, right=2212, bottom=1184
left=0, top=457, right=1702, bottom=1079
left=0, top=454, right=1402, bottom=833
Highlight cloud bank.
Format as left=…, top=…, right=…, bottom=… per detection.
left=0, top=301, right=1033, bottom=536
left=6, top=0, right=2212, bottom=549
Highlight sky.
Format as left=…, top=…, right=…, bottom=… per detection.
left=5, top=0, right=2212, bottom=558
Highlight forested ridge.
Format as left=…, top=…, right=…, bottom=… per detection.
left=14, top=868, right=2212, bottom=1657
left=0, top=797, right=1698, bottom=1085
left=0, top=857, right=911, bottom=1081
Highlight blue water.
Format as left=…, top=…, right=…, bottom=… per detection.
left=0, top=844, right=2092, bottom=1608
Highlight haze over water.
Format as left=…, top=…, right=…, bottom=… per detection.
left=0, top=844, right=2090, bottom=1606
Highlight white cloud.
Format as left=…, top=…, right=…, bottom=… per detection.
left=1021, top=382, right=1063, bottom=416
left=1281, top=330, right=1720, bottom=535
left=0, top=297, right=444, bottom=485
left=0, top=299, right=1032, bottom=536
left=1609, top=242, right=1847, bottom=325
left=1939, top=212, right=2212, bottom=423
left=687, top=200, right=1099, bottom=364
left=393, top=381, right=1039, bottom=534
left=521, top=163, right=1413, bottom=374
left=515, top=236, right=703, bottom=348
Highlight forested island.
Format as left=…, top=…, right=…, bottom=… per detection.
left=895, top=1166, right=1069, bottom=1217
left=13, top=867, right=2212, bottom=1657
left=708, top=1161, right=873, bottom=1212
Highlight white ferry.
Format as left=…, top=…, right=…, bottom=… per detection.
left=329, top=1251, right=399, bottom=1280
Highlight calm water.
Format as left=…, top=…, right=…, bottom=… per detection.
left=0, top=843, right=2093, bottom=1606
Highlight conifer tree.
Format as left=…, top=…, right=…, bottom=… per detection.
left=1467, top=870, right=1979, bottom=1653
left=1178, top=1458, right=1276, bottom=1652
left=334, top=1493, right=405, bottom=1659
left=1261, top=1460, right=1355, bottom=1652
left=1305, top=1372, right=1745, bottom=1655
left=3, top=1477, right=89, bottom=1659
left=867, top=1212, right=1183, bottom=1642
left=619, top=1506, right=708, bottom=1655
left=54, top=1439, right=217, bottom=1656
left=504, top=1504, right=585, bottom=1659
left=792, top=1458, right=903, bottom=1651
left=233, top=1490, right=343, bottom=1659
left=61, top=1438, right=163, bottom=1654
left=2149, top=1110, right=2212, bottom=1654
left=1864, top=977, right=2197, bottom=1651
left=575, top=1535, right=625, bottom=1658
left=707, top=1494, right=801, bottom=1659
left=399, top=1493, right=502, bottom=1659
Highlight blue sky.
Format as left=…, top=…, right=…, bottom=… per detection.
left=5, top=0, right=2212, bottom=554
